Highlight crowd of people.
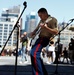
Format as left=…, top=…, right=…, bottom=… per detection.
left=1, top=37, right=74, bottom=65
left=16, top=36, right=74, bottom=65
left=40, top=38, right=74, bottom=64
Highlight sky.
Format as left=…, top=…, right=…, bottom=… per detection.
left=0, top=0, right=74, bottom=26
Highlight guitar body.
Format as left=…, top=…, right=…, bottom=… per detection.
left=30, top=34, right=39, bottom=46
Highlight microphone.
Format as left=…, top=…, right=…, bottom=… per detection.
left=23, top=1, right=27, bottom=7
left=69, top=18, right=74, bottom=22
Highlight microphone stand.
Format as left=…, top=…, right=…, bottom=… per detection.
left=0, top=2, right=27, bottom=75
left=50, top=20, right=73, bottom=75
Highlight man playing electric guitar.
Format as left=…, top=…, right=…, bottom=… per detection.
left=21, top=8, right=58, bottom=75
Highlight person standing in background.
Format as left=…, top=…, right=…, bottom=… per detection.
left=62, top=47, right=69, bottom=63
left=46, top=41, right=56, bottom=64
left=68, top=38, right=74, bottom=64
left=19, top=33, right=28, bottom=64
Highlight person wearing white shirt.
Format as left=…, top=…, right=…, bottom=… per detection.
left=47, top=41, right=56, bottom=64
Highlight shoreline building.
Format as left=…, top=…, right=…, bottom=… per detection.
left=55, top=22, right=74, bottom=49
left=25, top=11, right=38, bottom=33
left=0, top=5, right=22, bottom=50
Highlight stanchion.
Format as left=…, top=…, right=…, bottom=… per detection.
left=50, top=19, right=74, bottom=75
left=0, top=1, right=27, bottom=75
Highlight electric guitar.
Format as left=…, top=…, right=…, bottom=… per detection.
left=20, top=17, right=52, bottom=47
left=30, top=17, right=52, bottom=46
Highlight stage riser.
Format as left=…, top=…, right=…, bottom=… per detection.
left=0, top=65, right=74, bottom=75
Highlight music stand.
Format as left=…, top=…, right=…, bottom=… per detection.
left=50, top=19, right=73, bottom=75
left=0, top=2, right=27, bottom=75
